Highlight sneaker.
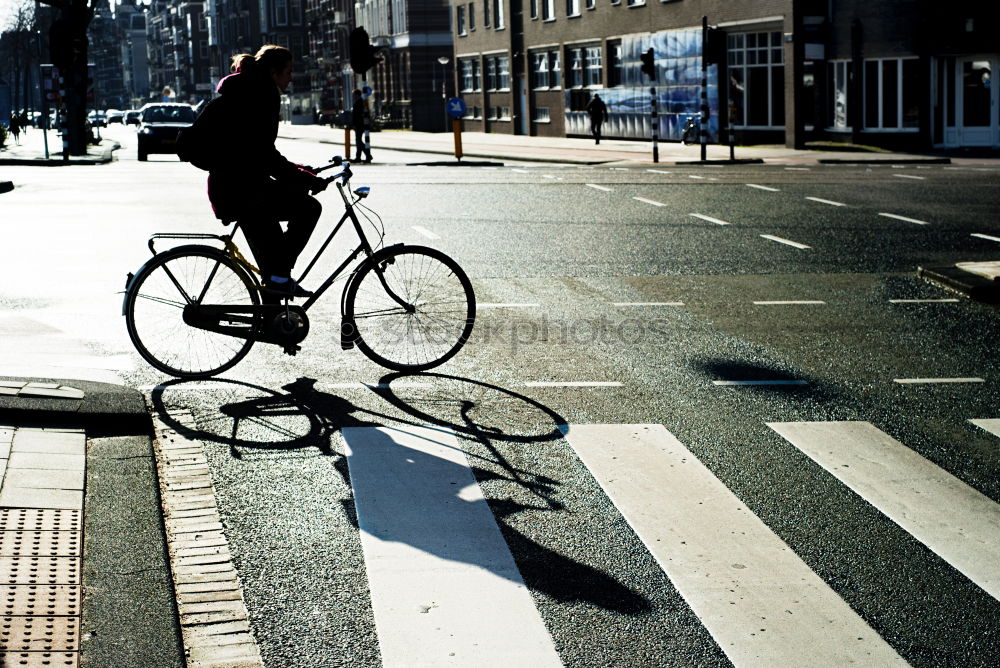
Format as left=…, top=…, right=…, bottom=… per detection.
left=264, top=278, right=313, bottom=299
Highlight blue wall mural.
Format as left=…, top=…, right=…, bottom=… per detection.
left=566, top=28, right=720, bottom=142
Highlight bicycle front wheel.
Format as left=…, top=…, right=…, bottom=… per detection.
left=125, top=246, right=260, bottom=378
left=345, top=246, right=475, bottom=371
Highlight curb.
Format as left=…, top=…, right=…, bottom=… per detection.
left=0, top=141, right=118, bottom=166
left=917, top=266, right=1000, bottom=303
left=819, top=157, right=951, bottom=165
left=674, top=158, right=765, bottom=165
left=0, top=377, right=151, bottom=436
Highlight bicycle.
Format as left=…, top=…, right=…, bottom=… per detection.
left=122, top=157, right=476, bottom=379
left=681, top=115, right=700, bottom=146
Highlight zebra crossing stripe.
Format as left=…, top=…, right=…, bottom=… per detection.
left=969, top=418, right=1000, bottom=439
left=562, top=424, right=905, bottom=666
left=343, top=426, right=561, bottom=668
left=769, top=421, right=1000, bottom=601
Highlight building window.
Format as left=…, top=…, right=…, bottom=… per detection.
left=531, top=51, right=549, bottom=89
left=290, top=0, right=302, bottom=25
left=474, top=59, right=482, bottom=91
left=829, top=60, right=852, bottom=129
left=461, top=58, right=476, bottom=92
left=484, top=0, right=491, bottom=27
left=549, top=50, right=561, bottom=88
left=534, top=107, right=551, bottom=122
left=608, top=40, right=623, bottom=86
left=728, top=31, right=785, bottom=128
left=542, top=0, right=554, bottom=20
left=498, top=56, right=510, bottom=90
left=568, top=48, right=584, bottom=88
left=468, top=4, right=476, bottom=30
left=864, top=58, right=919, bottom=130
left=494, top=0, right=504, bottom=29
left=457, top=6, right=466, bottom=35
left=530, top=0, right=538, bottom=20
left=585, top=46, right=602, bottom=86
left=567, top=0, right=580, bottom=16
left=274, top=0, right=288, bottom=26
left=627, top=0, right=645, bottom=5
left=486, top=57, right=497, bottom=90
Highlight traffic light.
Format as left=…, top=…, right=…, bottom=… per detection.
left=705, top=27, right=725, bottom=65
left=349, top=27, right=383, bottom=76
left=639, top=48, right=656, bottom=81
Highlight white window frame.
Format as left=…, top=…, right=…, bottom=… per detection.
left=728, top=31, right=785, bottom=129
left=542, top=0, right=554, bottom=21
left=494, top=0, right=505, bottom=29
left=569, top=47, right=584, bottom=88
left=274, top=0, right=288, bottom=26
left=829, top=59, right=851, bottom=131
left=863, top=57, right=920, bottom=132
left=567, top=0, right=580, bottom=16
left=531, top=51, right=549, bottom=89
left=584, top=46, right=602, bottom=87
left=498, top=56, right=511, bottom=91
left=457, top=6, right=467, bottom=36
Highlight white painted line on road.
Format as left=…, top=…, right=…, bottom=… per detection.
left=746, top=183, right=780, bottom=192
left=784, top=167, right=810, bottom=171
left=712, top=380, right=809, bottom=386
left=760, top=234, right=811, bottom=249
left=769, top=421, right=1000, bottom=602
left=563, top=424, right=905, bottom=667
left=878, top=212, right=930, bottom=225
left=805, top=196, right=846, bottom=207
left=477, top=303, right=540, bottom=308
left=634, top=197, right=665, bottom=207
left=321, top=382, right=436, bottom=390
left=888, top=298, right=960, bottom=303
left=611, top=167, right=630, bottom=171
left=525, top=381, right=623, bottom=387
left=647, top=169, right=672, bottom=174
left=612, top=302, right=685, bottom=306
left=585, top=183, right=613, bottom=192
left=688, top=174, right=706, bottom=179
left=893, top=377, right=984, bottom=384
left=689, top=213, right=731, bottom=226
left=542, top=174, right=557, bottom=179
left=344, top=426, right=562, bottom=667
left=411, top=225, right=440, bottom=240
left=970, top=419, right=1000, bottom=439
left=971, top=233, right=1000, bottom=243
left=752, top=300, right=826, bottom=305
left=893, top=174, right=926, bottom=180
left=511, top=168, right=530, bottom=174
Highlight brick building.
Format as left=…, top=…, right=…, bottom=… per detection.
left=450, top=0, right=998, bottom=149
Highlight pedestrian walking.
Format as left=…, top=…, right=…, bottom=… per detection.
left=8, top=115, right=21, bottom=145
left=585, top=93, right=609, bottom=145
left=203, top=44, right=328, bottom=300
left=351, top=89, right=373, bottom=163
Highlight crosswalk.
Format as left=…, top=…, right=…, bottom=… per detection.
left=332, top=417, right=999, bottom=667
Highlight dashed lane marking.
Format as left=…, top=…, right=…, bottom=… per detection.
left=805, top=196, right=846, bottom=207
left=411, top=226, right=440, bottom=240
left=585, top=183, right=613, bottom=192
left=879, top=212, right=929, bottom=225
left=477, top=303, right=540, bottom=308
left=971, top=233, right=1000, bottom=243
left=889, top=298, right=960, bottom=303
left=525, top=381, right=623, bottom=387
left=746, top=183, right=780, bottom=192
left=784, top=167, right=810, bottom=171
left=893, top=377, right=985, bottom=384
left=511, top=168, right=529, bottom=174
left=647, top=169, right=672, bottom=174
left=688, top=175, right=706, bottom=180
left=712, top=380, right=809, bottom=386
left=970, top=419, right=1000, bottom=438
left=689, top=213, right=731, bottom=226
left=760, top=234, right=811, bottom=249
left=752, top=300, right=826, bottom=305
left=893, top=174, right=926, bottom=180
left=634, top=197, right=665, bottom=207
left=612, top=301, right=685, bottom=306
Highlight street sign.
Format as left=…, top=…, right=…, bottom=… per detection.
left=361, top=85, right=373, bottom=99
left=446, top=97, right=466, bottom=119
left=41, top=64, right=60, bottom=102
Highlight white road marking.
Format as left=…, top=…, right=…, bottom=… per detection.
left=970, top=419, right=1000, bottom=439
left=612, top=302, right=685, bottom=306
left=689, top=213, right=730, bottom=226
left=634, top=197, right=665, bottom=207
left=893, top=174, right=926, bottom=180
left=760, top=234, right=811, bottom=249
left=805, top=196, right=846, bottom=207
left=411, top=225, right=440, bottom=240
left=477, top=303, right=540, bottom=308
left=344, top=426, right=562, bottom=667
left=647, top=169, right=672, bottom=174
left=611, top=167, right=630, bottom=171
left=769, top=421, right=1000, bottom=601
left=688, top=174, right=706, bottom=179
left=524, top=381, right=623, bottom=387
left=971, top=233, right=1000, bottom=243
left=542, top=174, right=557, bottom=179
left=511, top=168, right=530, bottom=174
left=878, top=212, right=930, bottom=225
left=784, top=167, right=810, bottom=171
left=752, top=300, right=826, bottom=305
left=893, top=377, right=984, bottom=384
left=585, top=183, right=613, bottom=192
left=746, top=183, right=780, bottom=192
left=712, top=380, right=809, bottom=386
left=563, top=424, right=906, bottom=666
left=888, top=298, right=960, bottom=303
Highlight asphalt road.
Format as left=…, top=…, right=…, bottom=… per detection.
left=1, top=125, right=999, bottom=666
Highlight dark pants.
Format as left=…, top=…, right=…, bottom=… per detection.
left=353, top=126, right=371, bottom=161
left=590, top=119, right=603, bottom=143
left=239, top=187, right=321, bottom=280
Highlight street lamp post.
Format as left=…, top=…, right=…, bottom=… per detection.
left=437, top=56, right=450, bottom=131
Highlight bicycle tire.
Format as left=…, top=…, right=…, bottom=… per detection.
left=344, top=245, right=475, bottom=372
left=125, top=245, right=260, bottom=378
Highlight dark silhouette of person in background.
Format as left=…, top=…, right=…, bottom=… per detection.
left=585, top=94, right=609, bottom=145
left=351, top=89, right=373, bottom=163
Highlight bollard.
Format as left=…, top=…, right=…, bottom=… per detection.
left=345, top=127, right=351, bottom=159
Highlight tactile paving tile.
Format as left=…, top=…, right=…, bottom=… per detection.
left=0, top=617, right=79, bottom=652
left=0, top=532, right=81, bottom=557
left=0, top=558, right=80, bottom=586
left=0, top=651, right=77, bottom=667
left=0, top=511, right=81, bottom=533
left=0, top=586, right=80, bottom=617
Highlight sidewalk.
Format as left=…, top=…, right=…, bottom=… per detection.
left=0, top=126, right=117, bottom=167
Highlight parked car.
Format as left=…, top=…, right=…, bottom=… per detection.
left=106, top=109, right=124, bottom=124
left=124, top=109, right=141, bottom=125
left=87, top=110, right=107, bottom=127
left=136, top=102, right=196, bottom=161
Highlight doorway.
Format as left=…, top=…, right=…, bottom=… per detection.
left=942, top=56, right=998, bottom=147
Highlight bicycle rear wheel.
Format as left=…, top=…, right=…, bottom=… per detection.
left=125, top=246, right=260, bottom=378
left=345, top=246, right=475, bottom=371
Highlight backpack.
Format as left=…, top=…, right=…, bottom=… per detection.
left=176, top=96, right=229, bottom=171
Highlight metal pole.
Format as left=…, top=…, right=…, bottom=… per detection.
left=700, top=16, right=708, bottom=162
left=651, top=86, right=659, bottom=163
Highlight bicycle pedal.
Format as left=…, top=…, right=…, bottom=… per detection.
left=282, top=344, right=301, bottom=356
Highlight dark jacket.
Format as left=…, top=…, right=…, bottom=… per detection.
left=351, top=101, right=370, bottom=131
left=586, top=97, right=609, bottom=122
left=207, top=71, right=314, bottom=220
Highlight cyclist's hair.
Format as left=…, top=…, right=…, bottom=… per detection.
left=230, top=45, right=293, bottom=75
